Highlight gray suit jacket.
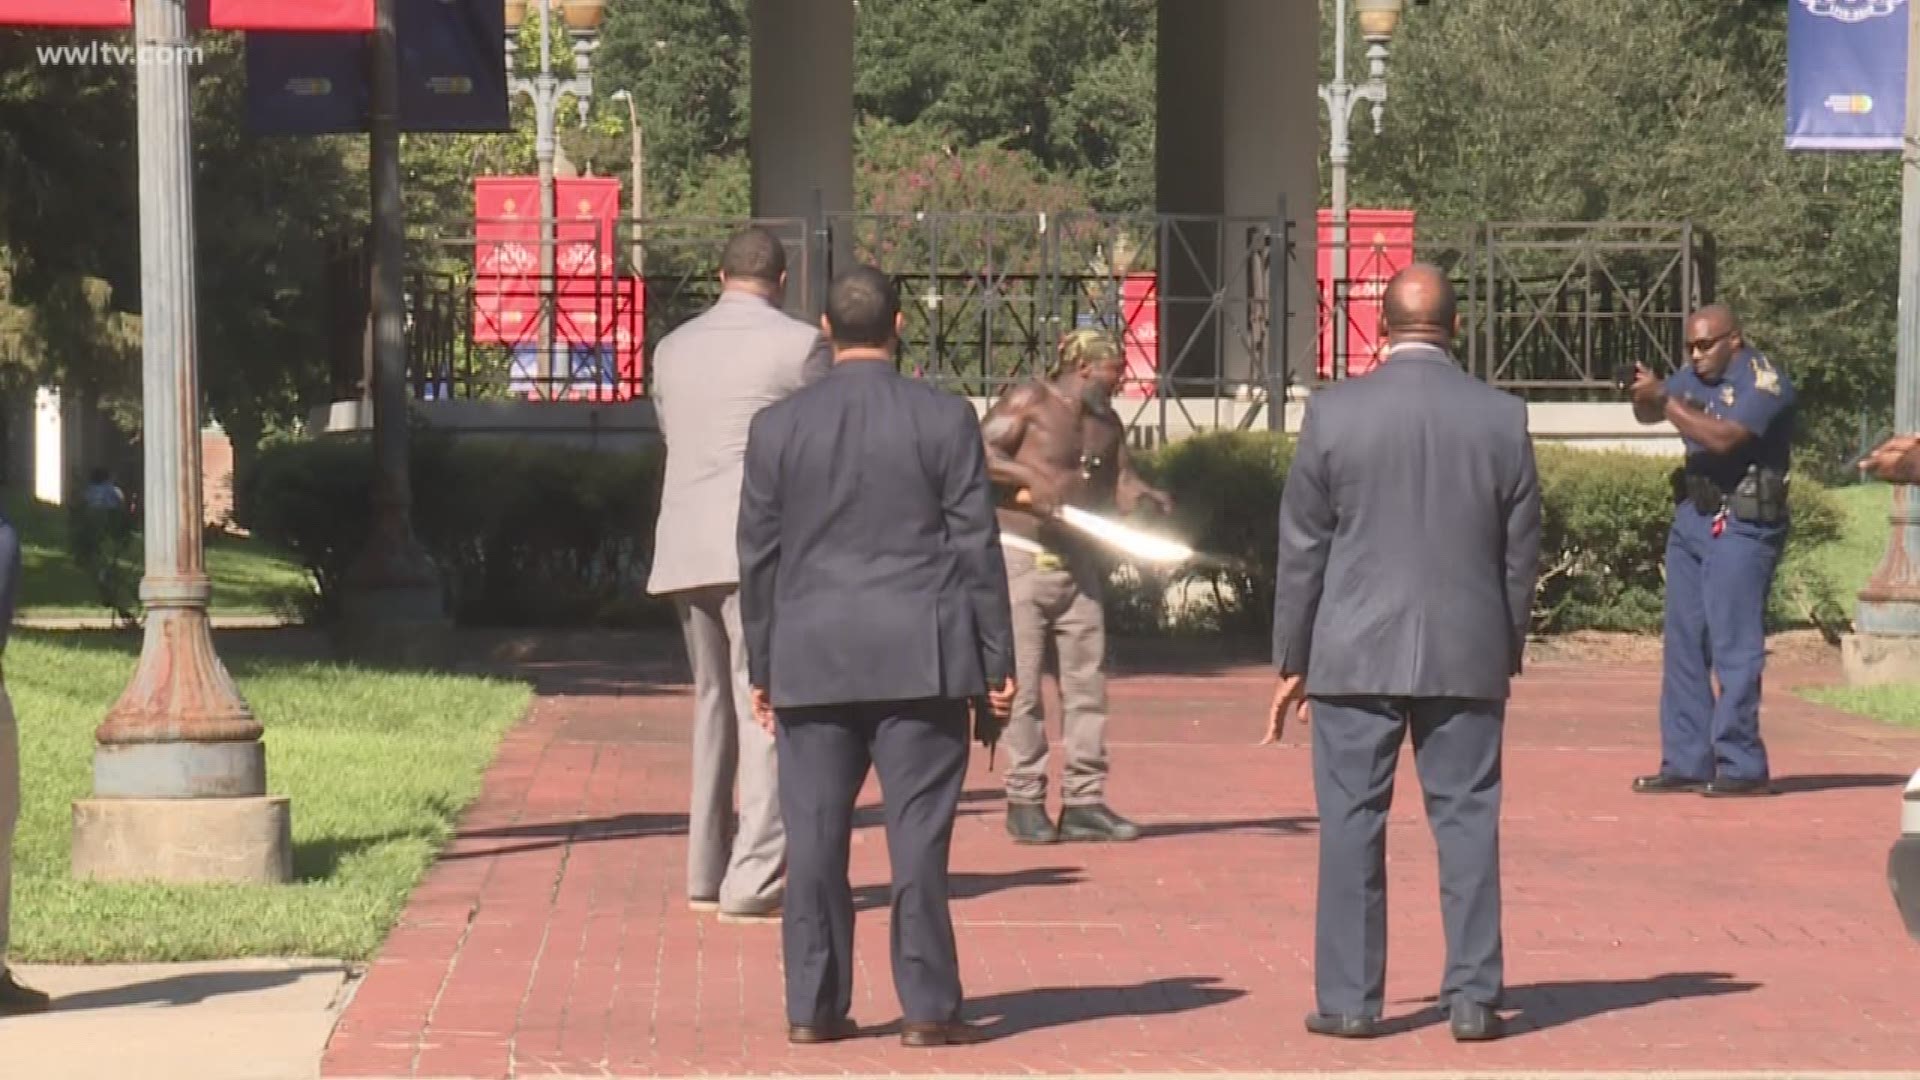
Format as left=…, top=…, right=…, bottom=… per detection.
left=1271, top=344, right=1542, bottom=701
left=646, top=291, right=832, bottom=596
left=737, top=360, right=1016, bottom=710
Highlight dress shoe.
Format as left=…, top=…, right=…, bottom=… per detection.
left=0, top=970, right=51, bottom=1016
left=1632, top=773, right=1707, bottom=794
left=1447, top=999, right=1504, bottom=1041
left=1303, top=1012, right=1382, bottom=1038
left=688, top=895, right=719, bottom=913
left=1058, top=803, right=1141, bottom=842
left=900, top=1019, right=987, bottom=1046
left=1006, top=801, right=1058, bottom=844
left=788, top=1018, right=858, bottom=1044
left=1704, top=777, right=1774, bottom=798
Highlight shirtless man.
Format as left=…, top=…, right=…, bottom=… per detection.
left=980, top=329, right=1173, bottom=843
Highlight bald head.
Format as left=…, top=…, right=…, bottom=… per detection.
left=1685, top=303, right=1744, bottom=379
left=1381, top=263, right=1458, bottom=347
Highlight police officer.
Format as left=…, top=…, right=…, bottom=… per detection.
left=1628, top=303, right=1793, bottom=798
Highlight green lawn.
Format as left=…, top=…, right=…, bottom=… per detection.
left=1801, top=480, right=1920, bottom=730
left=7, top=631, right=532, bottom=962
left=5, top=492, right=313, bottom=619
left=1823, top=480, right=1896, bottom=604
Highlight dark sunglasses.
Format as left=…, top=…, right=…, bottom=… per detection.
left=1687, top=330, right=1732, bottom=352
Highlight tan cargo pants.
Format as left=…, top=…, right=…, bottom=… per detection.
left=1000, top=545, right=1110, bottom=807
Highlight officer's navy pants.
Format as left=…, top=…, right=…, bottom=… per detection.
left=1658, top=502, right=1785, bottom=783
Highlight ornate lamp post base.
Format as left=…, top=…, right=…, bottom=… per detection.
left=74, top=597, right=292, bottom=885
left=1843, top=485, right=1920, bottom=683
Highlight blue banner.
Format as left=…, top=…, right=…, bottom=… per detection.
left=245, top=32, right=368, bottom=136
left=1787, top=0, right=1910, bottom=151
left=245, top=0, right=509, bottom=136
left=395, top=0, right=510, bottom=132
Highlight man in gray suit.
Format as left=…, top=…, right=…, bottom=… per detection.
left=1268, top=264, right=1541, bottom=1043
left=647, top=226, right=831, bottom=922
left=738, top=266, right=1016, bottom=1048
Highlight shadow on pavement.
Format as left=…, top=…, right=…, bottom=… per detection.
left=1391, top=970, right=1761, bottom=1036
left=853, top=866, right=1086, bottom=911
left=45, top=965, right=345, bottom=1013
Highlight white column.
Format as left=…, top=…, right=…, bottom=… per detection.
left=33, top=386, right=62, bottom=505
left=1158, top=0, right=1319, bottom=422
left=1226, top=0, right=1318, bottom=409
left=750, top=0, right=853, bottom=311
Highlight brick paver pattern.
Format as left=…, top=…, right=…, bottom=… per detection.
left=322, top=644, right=1920, bottom=1077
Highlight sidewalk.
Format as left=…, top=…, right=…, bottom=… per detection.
left=312, top=644, right=1920, bottom=1079
left=0, top=959, right=355, bottom=1080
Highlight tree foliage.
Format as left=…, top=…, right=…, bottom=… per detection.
left=1344, top=0, right=1897, bottom=474
left=0, top=0, right=1902, bottom=482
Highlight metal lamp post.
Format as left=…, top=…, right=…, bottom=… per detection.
left=72, top=0, right=289, bottom=885
left=504, top=0, right=602, bottom=395
left=1317, top=0, right=1402, bottom=379
left=608, top=88, right=645, bottom=277
left=338, top=0, right=446, bottom=656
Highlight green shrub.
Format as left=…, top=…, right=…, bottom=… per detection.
left=236, top=432, right=673, bottom=628
left=236, top=425, right=1850, bottom=639
left=1125, top=432, right=1846, bottom=638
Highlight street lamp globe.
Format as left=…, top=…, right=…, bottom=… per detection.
left=1355, top=0, right=1403, bottom=44
left=504, top=0, right=527, bottom=32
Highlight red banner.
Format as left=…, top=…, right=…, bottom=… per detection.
left=1117, top=273, right=1159, bottom=399
left=206, top=0, right=373, bottom=32
left=473, top=175, right=642, bottom=399
left=1317, top=209, right=1416, bottom=379
left=0, top=1, right=130, bottom=27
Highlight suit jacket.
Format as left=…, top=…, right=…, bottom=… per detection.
left=646, top=291, right=832, bottom=596
left=737, top=359, right=1016, bottom=710
left=1271, top=343, right=1542, bottom=701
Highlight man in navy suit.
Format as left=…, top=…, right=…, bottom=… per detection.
left=738, top=265, right=1017, bottom=1048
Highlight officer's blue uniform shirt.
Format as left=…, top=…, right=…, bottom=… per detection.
left=1665, top=346, right=1795, bottom=492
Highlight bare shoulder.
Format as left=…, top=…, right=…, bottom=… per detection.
left=989, top=379, right=1047, bottom=413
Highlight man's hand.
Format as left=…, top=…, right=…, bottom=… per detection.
left=1014, top=477, right=1066, bottom=517
left=1628, top=362, right=1664, bottom=409
left=1860, top=433, right=1920, bottom=484
left=1263, top=674, right=1309, bottom=745
left=750, top=687, right=777, bottom=735
left=987, top=676, right=1017, bottom=720
left=1142, top=487, right=1175, bottom=516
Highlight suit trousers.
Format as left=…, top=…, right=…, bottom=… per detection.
left=1309, top=695, right=1505, bottom=1019
left=775, top=697, right=970, bottom=1027
left=1001, top=547, right=1110, bottom=806
left=674, top=586, right=785, bottom=912
left=1, top=685, right=17, bottom=966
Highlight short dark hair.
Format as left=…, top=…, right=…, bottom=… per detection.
left=719, top=226, right=786, bottom=284
left=825, top=266, right=899, bottom=348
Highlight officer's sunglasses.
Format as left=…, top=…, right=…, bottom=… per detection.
left=1687, top=330, right=1732, bottom=353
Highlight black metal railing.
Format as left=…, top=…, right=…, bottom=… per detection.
left=396, top=212, right=1711, bottom=438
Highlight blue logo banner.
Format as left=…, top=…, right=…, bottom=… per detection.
left=245, top=0, right=509, bottom=136
left=1787, top=0, right=1910, bottom=150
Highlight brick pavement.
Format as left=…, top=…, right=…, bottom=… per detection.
left=322, top=639, right=1920, bottom=1078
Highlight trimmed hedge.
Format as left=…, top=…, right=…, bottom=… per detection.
left=1121, top=431, right=1847, bottom=637
left=239, top=428, right=1848, bottom=638
left=236, top=431, right=671, bottom=628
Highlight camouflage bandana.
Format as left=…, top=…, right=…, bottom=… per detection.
left=1053, top=328, right=1121, bottom=376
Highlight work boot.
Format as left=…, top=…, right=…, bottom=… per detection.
left=1005, top=801, right=1058, bottom=844
left=1058, top=803, right=1141, bottom=842
left=0, top=969, right=51, bottom=1016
